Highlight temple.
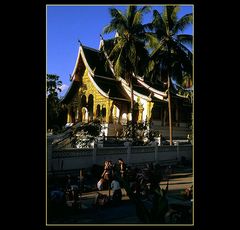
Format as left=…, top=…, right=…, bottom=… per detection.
left=61, top=39, right=192, bottom=138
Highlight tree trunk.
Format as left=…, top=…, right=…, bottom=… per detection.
left=130, top=79, right=134, bottom=139
left=168, top=75, right=173, bottom=145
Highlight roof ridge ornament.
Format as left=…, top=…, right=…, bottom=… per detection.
left=78, top=39, right=82, bottom=46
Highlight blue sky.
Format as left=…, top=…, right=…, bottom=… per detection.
left=47, top=5, right=193, bottom=97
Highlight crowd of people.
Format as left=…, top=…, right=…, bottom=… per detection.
left=96, top=158, right=126, bottom=206
left=49, top=158, right=179, bottom=209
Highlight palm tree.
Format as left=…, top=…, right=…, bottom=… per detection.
left=102, top=6, right=150, bottom=137
left=146, top=6, right=193, bottom=145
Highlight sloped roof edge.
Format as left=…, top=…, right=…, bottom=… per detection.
left=136, top=77, right=167, bottom=98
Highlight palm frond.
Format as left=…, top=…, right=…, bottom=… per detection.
left=174, top=40, right=193, bottom=60
left=140, top=6, right=152, bottom=14
left=108, top=41, right=123, bottom=62
left=145, top=33, right=159, bottom=49
left=109, top=7, right=124, bottom=19
left=152, top=10, right=167, bottom=38
left=114, top=48, right=124, bottom=78
left=171, top=5, right=180, bottom=24
left=134, top=40, right=150, bottom=75
left=144, top=22, right=154, bottom=32
left=149, top=38, right=167, bottom=58
left=170, top=45, right=192, bottom=76
left=103, top=8, right=127, bottom=34
left=100, top=38, right=115, bottom=54
left=166, top=6, right=179, bottom=31
left=176, top=34, right=193, bottom=46
left=132, top=10, right=143, bottom=26
left=148, top=59, right=155, bottom=72
left=173, top=13, right=193, bottom=33
left=126, top=6, right=137, bottom=28
left=132, top=6, right=151, bottom=27
left=103, top=24, right=116, bottom=34
left=162, top=6, right=170, bottom=33
left=128, top=43, right=137, bottom=66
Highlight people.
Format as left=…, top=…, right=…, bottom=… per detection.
left=110, top=177, right=122, bottom=204
left=100, top=160, right=113, bottom=196
left=115, top=158, right=126, bottom=179
left=101, top=160, right=113, bottom=181
left=97, top=177, right=105, bottom=191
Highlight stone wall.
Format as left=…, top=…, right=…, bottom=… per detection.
left=48, top=142, right=192, bottom=173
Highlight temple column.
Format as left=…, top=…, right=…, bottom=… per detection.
left=138, top=104, right=144, bottom=123
left=67, top=107, right=71, bottom=123
left=93, top=100, right=96, bottom=120
left=112, top=104, right=117, bottom=124
left=127, top=113, right=132, bottom=122
left=118, top=103, right=123, bottom=124
left=105, top=100, right=111, bottom=123
left=147, top=102, right=153, bottom=122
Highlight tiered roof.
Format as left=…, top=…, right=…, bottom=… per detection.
left=61, top=45, right=130, bottom=104
left=62, top=40, right=191, bottom=104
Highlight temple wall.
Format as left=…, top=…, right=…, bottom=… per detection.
left=48, top=143, right=193, bottom=171
left=48, top=143, right=192, bottom=173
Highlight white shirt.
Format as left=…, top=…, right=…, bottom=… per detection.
left=111, top=180, right=121, bottom=192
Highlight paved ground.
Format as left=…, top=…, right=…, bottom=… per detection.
left=47, top=166, right=193, bottom=225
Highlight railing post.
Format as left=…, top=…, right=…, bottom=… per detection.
left=154, top=141, right=158, bottom=163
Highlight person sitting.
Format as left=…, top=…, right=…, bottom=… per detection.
left=97, top=177, right=105, bottom=191
left=110, top=177, right=122, bottom=205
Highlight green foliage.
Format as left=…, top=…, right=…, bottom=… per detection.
left=47, top=74, right=62, bottom=97
left=71, top=121, right=102, bottom=148
left=103, top=6, right=151, bottom=125
left=146, top=6, right=193, bottom=83
left=47, top=74, right=66, bottom=131
left=121, top=121, right=155, bottom=145
left=73, top=121, right=101, bottom=136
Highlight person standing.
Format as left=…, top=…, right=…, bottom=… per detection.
left=101, top=160, right=113, bottom=197
left=117, top=158, right=126, bottom=179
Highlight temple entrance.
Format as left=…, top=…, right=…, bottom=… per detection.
left=96, top=104, right=101, bottom=119
left=102, top=106, right=106, bottom=122
left=82, top=107, right=88, bottom=123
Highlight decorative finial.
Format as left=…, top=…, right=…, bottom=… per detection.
left=78, top=39, right=82, bottom=46
left=100, top=34, right=103, bottom=40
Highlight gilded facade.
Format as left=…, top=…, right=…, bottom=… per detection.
left=61, top=43, right=192, bottom=137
